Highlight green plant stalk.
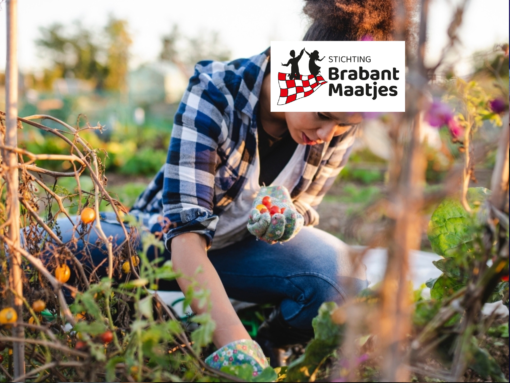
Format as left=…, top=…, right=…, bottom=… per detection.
left=104, top=293, right=122, bottom=352
left=411, top=256, right=509, bottom=357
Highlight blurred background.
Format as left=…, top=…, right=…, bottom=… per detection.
left=0, top=0, right=508, bottom=249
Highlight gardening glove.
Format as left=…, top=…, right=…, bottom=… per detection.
left=205, top=339, right=269, bottom=378
left=247, top=186, right=304, bottom=243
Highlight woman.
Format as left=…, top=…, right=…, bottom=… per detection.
left=57, top=0, right=415, bottom=372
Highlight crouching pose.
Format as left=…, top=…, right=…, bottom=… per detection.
left=47, top=0, right=415, bottom=372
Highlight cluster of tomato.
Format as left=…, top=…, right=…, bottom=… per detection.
left=75, top=330, right=114, bottom=350
left=255, top=196, right=286, bottom=216
left=0, top=299, right=48, bottom=363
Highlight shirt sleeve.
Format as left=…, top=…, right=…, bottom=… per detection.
left=161, top=70, right=230, bottom=251
left=293, top=131, right=356, bottom=226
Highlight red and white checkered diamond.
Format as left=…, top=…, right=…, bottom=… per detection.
left=277, top=73, right=327, bottom=105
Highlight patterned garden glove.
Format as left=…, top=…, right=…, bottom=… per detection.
left=205, top=339, right=269, bottom=378
left=247, top=186, right=304, bottom=243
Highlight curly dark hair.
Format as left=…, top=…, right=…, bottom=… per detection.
left=303, top=0, right=417, bottom=43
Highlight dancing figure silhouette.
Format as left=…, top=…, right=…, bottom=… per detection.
left=281, top=48, right=305, bottom=80
left=305, top=50, right=325, bottom=81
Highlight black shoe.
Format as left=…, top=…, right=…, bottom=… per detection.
left=255, top=307, right=314, bottom=367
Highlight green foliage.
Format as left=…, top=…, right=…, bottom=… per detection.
left=119, top=148, right=167, bottom=176
left=429, top=275, right=466, bottom=300
left=427, top=187, right=490, bottom=257
left=220, top=365, right=277, bottom=382
left=337, top=184, right=381, bottom=204
left=35, top=17, right=132, bottom=91
left=160, top=24, right=232, bottom=70
left=340, top=166, right=384, bottom=184
left=286, top=302, right=344, bottom=382
left=468, top=340, right=507, bottom=382
left=56, top=220, right=218, bottom=381
left=444, top=78, right=504, bottom=132
left=488, top=322, right=509, bottom=338
left=413, top=299, right=441, bottom=327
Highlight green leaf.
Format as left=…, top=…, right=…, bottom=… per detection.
left=106, top=356, right=125, bottom=382
left=286, top=302, right=344, bottom=382
left=191, top=313, right=216, bottom=349
left=425, top=278, right=438, bottom=289
left=427, top=187, right=490, bottom=257
left=312, top=302, right=342, bottom=342
left=88, top=341, right=107, bottom=362
left=73, top=320, right=107, bottom=336
left=469, top=345, right=507, bottom=382
left=488, top=322, right=509, bottom=338
left=131, top=319, right=148, bottom=332
left=430, top=275, right=464, bottom=300
left=412, top=300, right=441, bottom=327
left=74, top=291, right=102, bottom=319
left=254, top=367, right=278, bottom=382
left=220, top=364, right=254, bottom=381
left=119, top=278, right=149, bottom=289
left=432, top=258, right=463, bottom=279
left=487, top=282, right=509, bottom=303
left=153, top=261, right=179, bottom=281
left=138, top=295, right=153, bottom=320
left=274, top=366, right=287, bottom=382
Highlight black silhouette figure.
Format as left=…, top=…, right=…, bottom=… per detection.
left=305, top=50, right=325, bottom=81
left=281, top=48, right=305, bottom=80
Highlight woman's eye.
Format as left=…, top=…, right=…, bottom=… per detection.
left=317, top=113, right=328, bottom=120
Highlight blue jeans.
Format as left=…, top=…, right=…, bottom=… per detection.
left=50, top=212, right=368, bottom=330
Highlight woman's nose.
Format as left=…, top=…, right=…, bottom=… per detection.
left=316, top=123, right=336, bottom=142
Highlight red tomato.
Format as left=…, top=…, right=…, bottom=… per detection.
left=262, top=196, right=272, bottom=208
left=260, top=208, right=268, bottom=214
left=502, top=275, right=509, bottom=282
left=100, top=330, right=114, bottom=344
left=269, top=206, right=281, bottom=216
left=75, top=341, right=87, bottom=350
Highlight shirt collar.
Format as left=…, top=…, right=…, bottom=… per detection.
left=234, top=48, right=271, bottom=119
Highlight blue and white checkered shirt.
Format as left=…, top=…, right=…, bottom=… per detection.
left=130, top=49, right=357, bottom=250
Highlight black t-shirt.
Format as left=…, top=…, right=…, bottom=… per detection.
left=257, top=60, right=298, bottom=186
left=257, top=120, right=298, bottom=187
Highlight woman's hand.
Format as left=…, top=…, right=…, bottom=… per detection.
left=247, top=186, right=304, bottom=244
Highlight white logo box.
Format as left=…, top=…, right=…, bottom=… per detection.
left=270, top=41, right=406, bottom=112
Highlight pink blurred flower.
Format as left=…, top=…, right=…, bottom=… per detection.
left=361, top=35, right=373, bottom=41
left=489, top=98, right=508, bottom=114
left=424, top=100, right=454, bottom=128
left=447, top=118, right=464, bottom=138
left=356, top=354, right=369, bottom=364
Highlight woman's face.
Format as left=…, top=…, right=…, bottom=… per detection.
left=285, top=112, right=363, bottom=145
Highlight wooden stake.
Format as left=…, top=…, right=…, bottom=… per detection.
left=4, top=0, right=25, bottom=377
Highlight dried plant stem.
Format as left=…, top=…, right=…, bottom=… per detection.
left=29, top=175, right=74, bottom=224
left=0, top=362, right=13, bottom=381
left=376, top=0, right=432, bottom=379
left=0, top=145, right=85, bottom=167
left=3, top=0, right=24, bottom=377
left=0, top=233, right=77, bottom=325
left=21, top=165, right=84, bottom=178
left=20, top=199, right=64, bottom=244
left=0, top=337, right=88, bottom=358
left=460, top=121, right=473, bottom=212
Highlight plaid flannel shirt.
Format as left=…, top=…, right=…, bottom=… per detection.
left=130, top=49, right=357, bottom=251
